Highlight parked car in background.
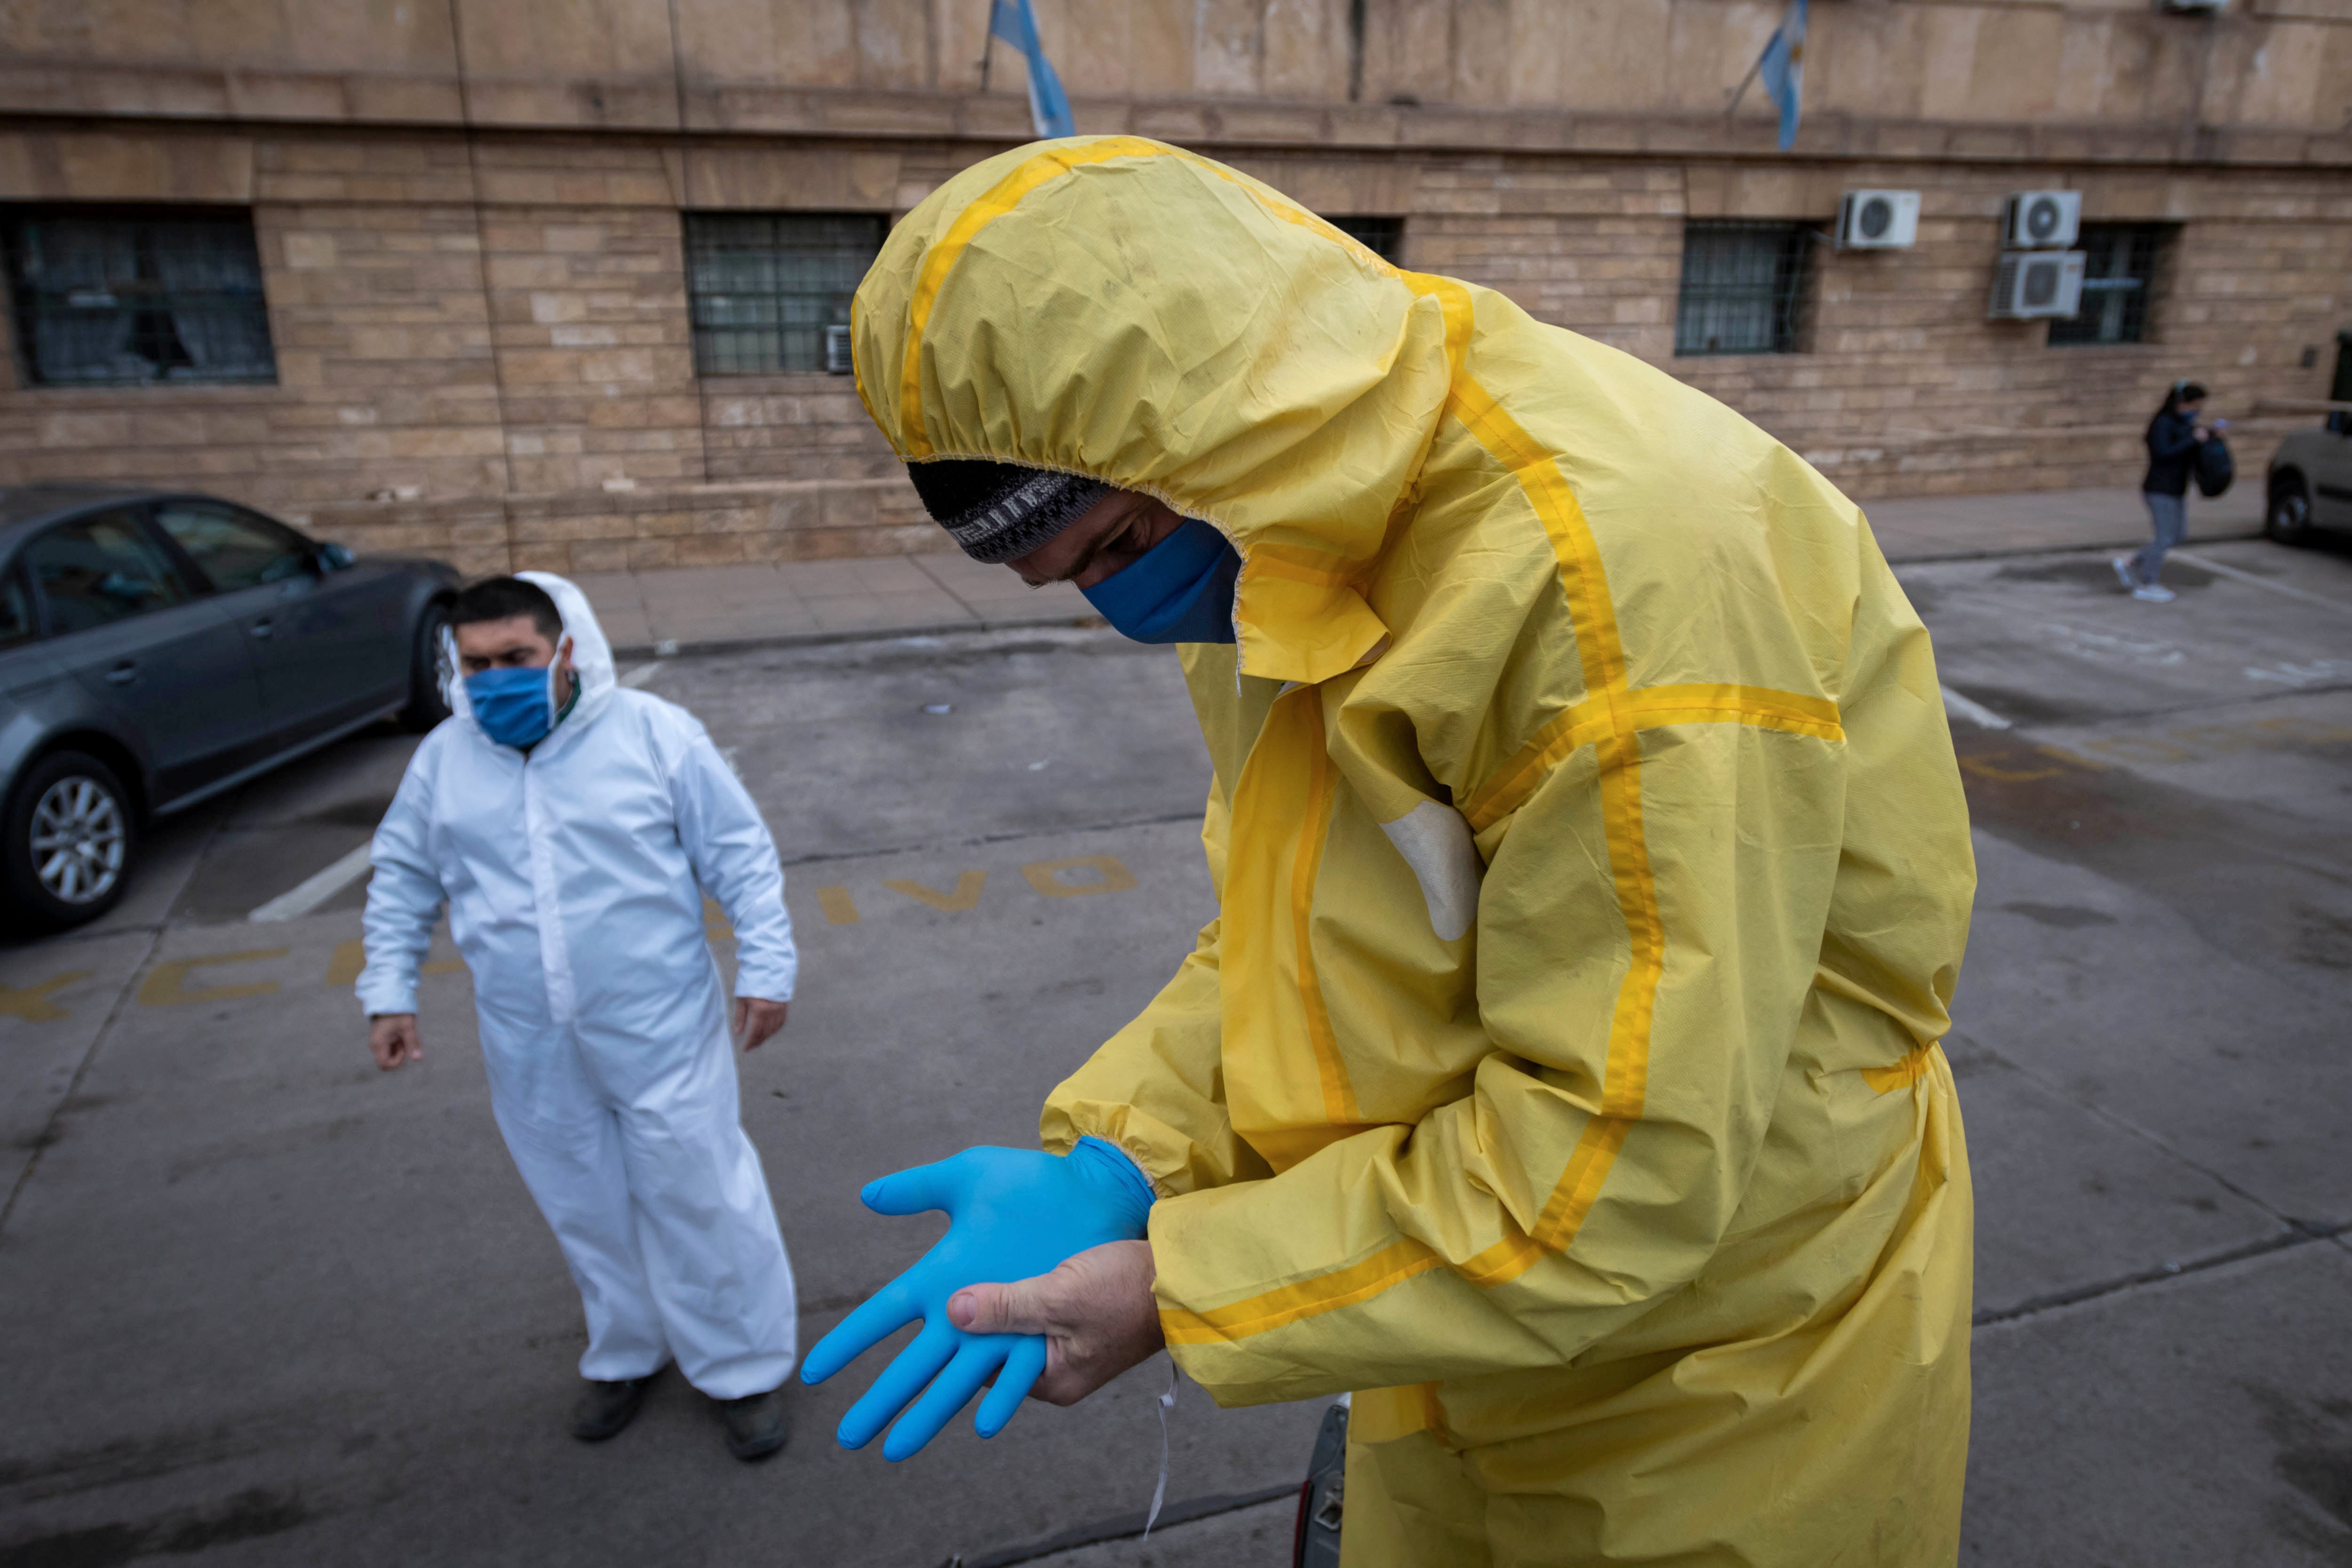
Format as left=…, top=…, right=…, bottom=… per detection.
left=2265, top=412, right=2352, bottom=544
left=0, top=486, right=460, bottom=931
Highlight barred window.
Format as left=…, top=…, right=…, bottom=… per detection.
left=3, top=208, right=277, bottom=387
left=1327, top=215, right=1404, bottom=263
left=1674, top=221, right=1812, bottom=357
left=683, top=212, right=886, bottom=376
left=2048, top=223, right=2170, bottom=348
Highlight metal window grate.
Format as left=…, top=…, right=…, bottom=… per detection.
left=683, top=212, right=886, bottom=376
left=1674, top=220, right=1812, bottom=357
left=1327, top=215, right=1404, bottom=263
left=3, top=209, right=278, bottom=386
left=2047, top=223, right=2170, bottom=347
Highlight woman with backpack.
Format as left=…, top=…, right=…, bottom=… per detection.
left=2117, top=379, right=2221, bottom=604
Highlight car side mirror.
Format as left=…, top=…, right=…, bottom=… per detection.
left=318, top=541, right=357, bottom=571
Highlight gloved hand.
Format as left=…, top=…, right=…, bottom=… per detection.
left=801, top=1138, right=1156, bottom=1460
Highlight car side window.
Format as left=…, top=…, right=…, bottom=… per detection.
left=25, top=511, right=190, bottom=635
left=153, top=501, right=315, bottom=592
left=0, top=565, right=34, bottom=650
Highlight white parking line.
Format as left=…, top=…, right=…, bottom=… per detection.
left=2169, top=550, right=2352, bottom=617
left=248, top=841, right=373, bottom=923
left=249, top=666, right=660, bottom=923
left=1940, top=686, right=2013, bottom=731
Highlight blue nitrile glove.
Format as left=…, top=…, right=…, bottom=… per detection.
left=801, top=1137, right=1156, bottom=1461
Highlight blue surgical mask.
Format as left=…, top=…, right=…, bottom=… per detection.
left=466, top=664, right=557, bottom=750
left=1080, top=517, right=1240, bottom=645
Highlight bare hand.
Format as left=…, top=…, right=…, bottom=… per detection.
left=732, top=995, right=788, bottom=1052
left=369, top=1013, right=422, bottom=1071
left=947, top=1239, right=1162, bottom=1405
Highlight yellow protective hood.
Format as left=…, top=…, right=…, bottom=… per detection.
left=850, top=136, right=1462, bottom=684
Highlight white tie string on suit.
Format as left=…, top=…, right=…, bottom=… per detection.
left=1143, top=1358, right=1180, bottom=1539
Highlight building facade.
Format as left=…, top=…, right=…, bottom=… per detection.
left=0, top=0, right=2346, bottom=573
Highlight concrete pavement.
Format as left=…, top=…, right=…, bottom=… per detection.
left=1, top=501, right=2347, bottom=1567
left=0, top=629, right=1321, bottom=1568
left=1899, top=533, right=2352, bottom=1564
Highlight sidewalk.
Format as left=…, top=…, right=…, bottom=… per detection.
left=576, top=486, right=2266, bottom=658
left=1860, top=485, right=2259, bottom=563
left=575, top=550, right=1097, bottom=659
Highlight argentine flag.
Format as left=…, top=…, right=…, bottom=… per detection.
left=990, top=0, right=1076, bottom=140
left=1756, top=0, right=1807, bottom=150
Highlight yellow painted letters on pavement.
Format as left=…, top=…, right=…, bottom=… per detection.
left=138, top=949, right=290, bottom=1006
left=882, top=871, right=986, bottom=912
left=1021, top=856, right=1138, bottom=899
left=0, top=971, right=90, bottom=1022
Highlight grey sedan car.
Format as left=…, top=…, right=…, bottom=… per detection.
left=0, top=485, right=460, bottom=931
left=2265, top=413, right=2352, bottom=544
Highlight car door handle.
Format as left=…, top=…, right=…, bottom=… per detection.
left=249, top=617, right=274, bottom=639
left=104, top=661, right=138, bottom=685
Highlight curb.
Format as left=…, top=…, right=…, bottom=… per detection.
left=1880, top=525, right=2265, bottom=567
left=607, top=610, right=1108, bottom=662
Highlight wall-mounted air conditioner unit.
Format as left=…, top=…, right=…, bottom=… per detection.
left=1989, top=250, right=2086, bottom=319
left=2002, top=191, right=2081, bottom=249
left=824, top=323, right=855, bottom=374
left=1837, top=190, right=1920, bottom=249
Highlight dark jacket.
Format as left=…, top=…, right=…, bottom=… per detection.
left=2143, top=409, right=2204, bottom=498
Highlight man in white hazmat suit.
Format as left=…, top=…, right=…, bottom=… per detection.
left=358, top=571, right=800, bottom=1460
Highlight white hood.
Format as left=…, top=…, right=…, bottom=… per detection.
left=441, top=571, right=620, bottom=741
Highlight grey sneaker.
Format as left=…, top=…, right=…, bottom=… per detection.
left=570, top=1375, right=653, bottom=1442
left=2112, top=556, right=2140, bottom=591
left=2131, top=582, right=2176, bottom=604
left=720, top=1386, right=792, bottom=1462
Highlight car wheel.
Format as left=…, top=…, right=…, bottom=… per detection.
left=3, top=750, right=136, bottom=932
left=398, top=599, right=453, bottom=733
left=2266, top=480, right=2315, bottom=546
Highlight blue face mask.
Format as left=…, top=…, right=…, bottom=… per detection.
left=1079, top=517, right=1240, bottom=645
left=465, top=664, right=558, bottom=750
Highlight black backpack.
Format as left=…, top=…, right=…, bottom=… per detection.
left=2195, top=434, right=2234, bottom=498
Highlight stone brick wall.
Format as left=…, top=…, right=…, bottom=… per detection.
left=701, top=377, right=905, bottom=486
left=1244, top=147, right=2349, bottom=500
left=11, top=0, right=2351, bottom=150
left=475, top=139, right=707, bottom=497
left=2, top=0, right=2348, bottom=572
left=0, top=130, right=514, bottom=566
left=261, top=189, right=507, bottom=504
left=0, top=118, right=2342, bottom=572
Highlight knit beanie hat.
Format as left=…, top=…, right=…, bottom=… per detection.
left=907, top=459, right=1113, bottom=565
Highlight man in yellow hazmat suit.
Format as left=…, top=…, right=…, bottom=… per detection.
left=811, top=137, right=1976, bottom=1567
